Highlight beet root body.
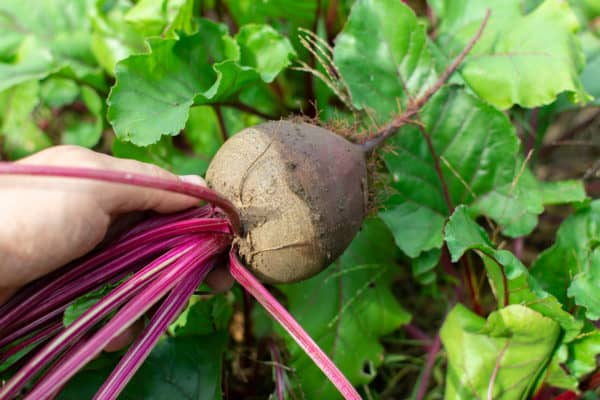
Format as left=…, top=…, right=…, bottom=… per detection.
left=206, top=120, right=368, bottom=283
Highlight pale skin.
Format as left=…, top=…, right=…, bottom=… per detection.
left=0, top=145, right=233, bottom=351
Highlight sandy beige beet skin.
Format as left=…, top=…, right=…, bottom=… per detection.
left=206, top=120, right=368, bottom=283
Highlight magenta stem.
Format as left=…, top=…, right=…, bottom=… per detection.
left=415, top=333, right=441, bottom=400
left=26, top=239, right=228, bottom=399
left=0, top=322, right=63, bottom=364
left=0, top=241, right=203, bottom=399
left=93, top=260, right=215, bottom=400
left=0, top=163, right=241, bottom=232
left=0, top=218, right=229, bottom=333
left=228, top=251, right=362, bottom=400
left=269, top=340, right=287, bottom=400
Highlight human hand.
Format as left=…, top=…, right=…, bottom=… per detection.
left=0, top=146, right=233, bottom=348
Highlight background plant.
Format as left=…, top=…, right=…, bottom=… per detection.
left=0, top=0, right=599, bottom=399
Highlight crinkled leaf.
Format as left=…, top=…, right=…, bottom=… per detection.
left=108, top=20, right=295, bottom=145
left=0, top=81, right=51, bottom=159
left=380, top=87, right=519, bottom=257
left=125, top=0, right=197, bottom=37
left=235, top=24, right=296, bottom=82
left=333, top=0, right=436, bottom=119
left=531, top=200, right=600, bottom=319
left=89, top=0, right=148, bottom=75
left=441, top=304, right=561, bottom=400
left=446, top=206, right=583, bottom=341
left=57, top=334, right=226, bottom=400
left=278, top=218, right=410, bottom=399
left=0, top=0, right=104, bottom=91
left=435, top=0, right=589, bottom=109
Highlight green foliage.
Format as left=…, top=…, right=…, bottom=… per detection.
left=441, top=304, right=561, bottom=399
left=58, top=334, right=227, bottom=400
left=0, top=0, right=598, bottom=398
left=379, top=87, right=519, bottom=257
left=333, top=0, right=436, bottom=119
left=445, top=206, right=583, bottom=341
left=532, top=200, right=600, bottom=320
left=107, top=20, right=295, bottom=145
left=435, top=0, right=590, bottom=109
left=278, top=218, right=410, bottom=399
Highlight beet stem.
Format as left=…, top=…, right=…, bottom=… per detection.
left=0, top=241, right=200, bottom=399
left=0, top=322, right=63, bottom=365
left=228, top=251, right=362, bottom=400
left=25, top=239, right=228, bottom=399
left=0, top=163, right=241, bottom=233
left=0, top=218, right=229, bottom=333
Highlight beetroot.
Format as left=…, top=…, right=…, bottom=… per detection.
left=207, top=120, right=368, bottom=283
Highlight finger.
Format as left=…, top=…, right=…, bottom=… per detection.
left=19, top=146, right=207, bottom=215
left=205, top=265, right=235, bottom=293
left=0, top=288, right=16, bottom=306
left=104, top=319, right=145, bottom=353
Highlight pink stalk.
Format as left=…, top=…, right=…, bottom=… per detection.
left=228, top=251, right=362, bottom=400
left=0, top=218, right=229, bottom=333
left=121, top=206, right=214, bottom=239
left=0, top=240, right=204, bottom=399
left=0, top=322, right=63, bottom=364
left=0, top=238, right=178, bottom=338
left=415, top=333, right=441, bottom=400
left=93, top=260, right=215, bottom=399
left=0, top=310, right=64, bottom=349
left=25, top=239, right=228, bottom=398
left=0, top=163, right=240, bottom=232
left=269, top=340, right=287, bottom=400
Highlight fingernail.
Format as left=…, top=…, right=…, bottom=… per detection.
left=179, top=175, right=206, bottom=186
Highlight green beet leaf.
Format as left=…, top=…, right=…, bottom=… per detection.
left=445, top=206, right=583, bottom=341
left=380, top=87, right=519, bottom=258
left=435, top=0, right=589, bottom=109
left=333, top=0, right=436, bottom=120
left=278, top=218, right=410, bottom=399
left=531, top=200, right=600, bottom=320
left=58, top=334, right=227, bottom=400
left=441, top=304, right=561, bottom=400
left=108, top=20, right=295, bottom=146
